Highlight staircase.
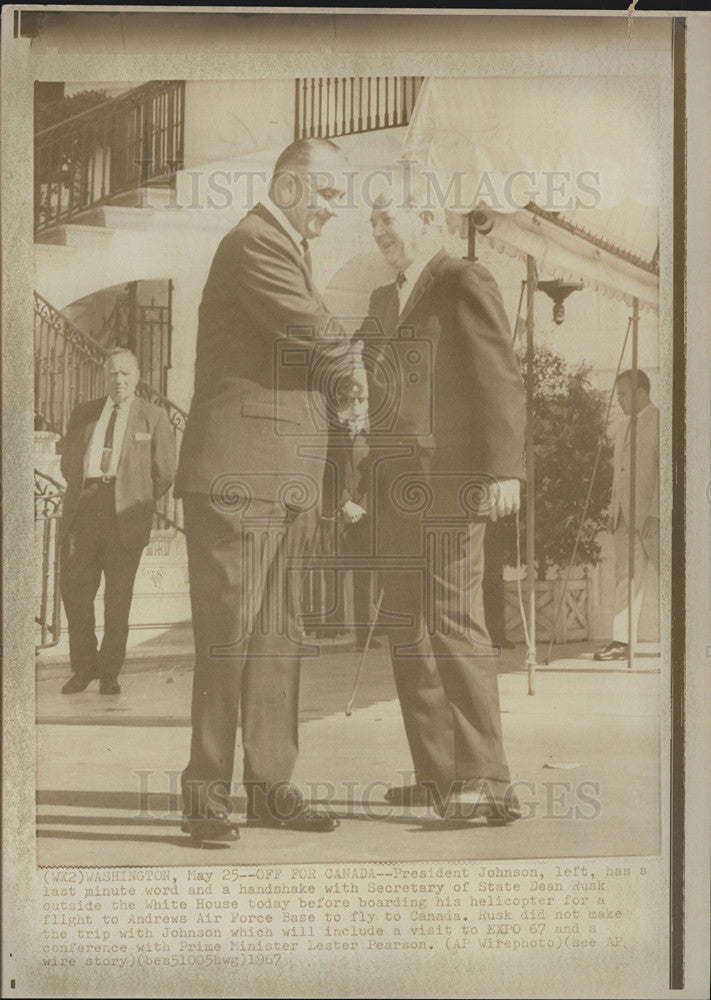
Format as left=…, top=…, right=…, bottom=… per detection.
left=35, top=80, right=184, bottom=238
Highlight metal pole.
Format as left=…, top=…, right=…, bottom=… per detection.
left=526, top=255, right=537, bottom=694
left=467, top=213, right=476, bottom=261
left=627, top=297, right=639, bottom=670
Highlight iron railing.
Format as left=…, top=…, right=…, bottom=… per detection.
left=35, top=80, right=185, bottom=234
left=35, top=469, right=64, bottom=650
left=97, top=281, right=173, bottom=397
left=34, top=291, right=187, bottom=533
left=295, top=76, right=424, bottom=141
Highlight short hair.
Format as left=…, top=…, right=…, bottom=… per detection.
left=616, top=368, right=650, bottom=394
left=271, top=138, right=343, bottom=179
left=335, top=377, right=367, bottom=404
left=370, top=168, right=437, bottom=224
left=105, top=346, right=139, bottom=371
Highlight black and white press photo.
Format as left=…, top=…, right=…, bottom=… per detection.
left=3, top=8, right=709, bottom=999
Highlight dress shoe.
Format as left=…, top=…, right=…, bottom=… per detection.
left=383, top=783, right=430, bottom=807
left=593, top=641, right=629, bottom=662
left=434, top=779, right=522, bottom=824
left=61, top=673, right=95, bottom=694
left=247, top=785, right=339, bottom=832
left=181, top=809, right=241, bottom=844
left=99, top=678, right=121, bottom=695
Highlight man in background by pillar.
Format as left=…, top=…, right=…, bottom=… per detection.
left=594, top=368, right=659, bottom=661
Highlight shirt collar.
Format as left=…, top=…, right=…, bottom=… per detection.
left=105, top=394, right=134, bottom=413
left=398, top=252, right=435, bottom=304
left=626, top=400, right=652, bottom=421
left=261, top=198, right=307, bottom=256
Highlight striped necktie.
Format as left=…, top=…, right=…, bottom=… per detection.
left=100, top=403, right=120, bottom=474
left=395, top=271, right=407, bottom=311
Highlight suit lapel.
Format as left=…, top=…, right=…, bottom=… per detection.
left=399, top=250, right=448, bottom=325
left=116, top=396, right=139, bottom=471
left=378, top=282, right=401, bottom=338
left=82, top=398, right=107, bottom=449
left=253, top=202, right=324, bottom=303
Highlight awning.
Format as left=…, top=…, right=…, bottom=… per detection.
left=403, top=76, right=660, bottom=311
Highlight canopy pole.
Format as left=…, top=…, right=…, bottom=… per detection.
left=467, top=212, right=477, bottom=261
left=627, top=297, right=640, bottom=670
left=526, top=255, right=537, bottom=694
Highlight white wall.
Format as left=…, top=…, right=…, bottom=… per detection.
left=183, top=79, right=294, bottom=170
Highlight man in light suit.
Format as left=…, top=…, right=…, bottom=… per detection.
left=594, top=369, right=659, bottom=660
left=175, top=138, right=364, bottom=843
left=359, top=192, right=526, bottom=823
left=59, top=347, right=176, bottom=694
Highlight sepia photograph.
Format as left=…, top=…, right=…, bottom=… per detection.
left=3, top=7, right=710, bottom=998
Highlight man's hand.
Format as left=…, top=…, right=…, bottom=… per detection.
left=489, top=478, right=520, bottom=521
left=640, top=515, right=659, bottom=541
left=342, top=501, right=366, bottom=524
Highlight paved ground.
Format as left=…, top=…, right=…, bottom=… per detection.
left=36, top=634, right=661, bottom=867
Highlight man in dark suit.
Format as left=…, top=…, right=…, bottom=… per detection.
left=175, top=138, right=363, bottom=843
left=361, top=191, right=526, bottom=823
left=59, top=347, right=176, bottom=695
left=323, top=376, right=379, bottom=651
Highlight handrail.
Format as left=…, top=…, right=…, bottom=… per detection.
left=35, top=79, right=185, bottom=234
left=34, top=468, right=64, bottom=650
left=35, top=81, right=184, bottom=140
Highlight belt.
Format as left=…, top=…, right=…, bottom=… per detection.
left=84, top=476, right=116, bottom=486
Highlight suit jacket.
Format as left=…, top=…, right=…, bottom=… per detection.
left=59, top=395, right=176, bottom=548
left=610, top=401, right=659, bottom=529
left=175, top=203, right=354, bottom=506
left=323, top=423, right=370, bottom=516
left=362, top=250, right=526, bottom=481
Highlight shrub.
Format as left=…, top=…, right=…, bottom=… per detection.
left=35, top=89, right=111, bottom=132
left=504, top=343, right=613, bottom=580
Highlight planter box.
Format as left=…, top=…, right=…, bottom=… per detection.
left=503, top=576, right=590, bottom=644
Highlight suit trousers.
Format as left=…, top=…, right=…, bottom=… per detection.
left=59, top=482, right=144, bottom=681
left=181, top=493, right=315, bottom=820
left=612, top=514, right=660, bottom=643
left=374, top=459, right=511, bottom=796
left=483, top=517, right=508, bottom=645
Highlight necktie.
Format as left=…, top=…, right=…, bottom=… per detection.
left=395, top=271, right=407, bottom=311
left=100, top=403, right=120, bottom=474
left=301, top=238, right=312, bottom=274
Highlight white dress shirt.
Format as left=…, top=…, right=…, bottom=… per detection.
left=397, top=252, right=434, bottom=316
left=84, top=395, right=133, bottom=478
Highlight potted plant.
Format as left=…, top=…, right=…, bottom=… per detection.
left=501, top=342, right=613, bottom=643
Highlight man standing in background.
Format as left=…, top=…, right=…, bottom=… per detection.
left=58, top=347, right=176, bottom=695
left=595, top=368, right=659, bottom=661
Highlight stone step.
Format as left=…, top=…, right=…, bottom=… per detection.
left=35, top=223, right=116, bottom=250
